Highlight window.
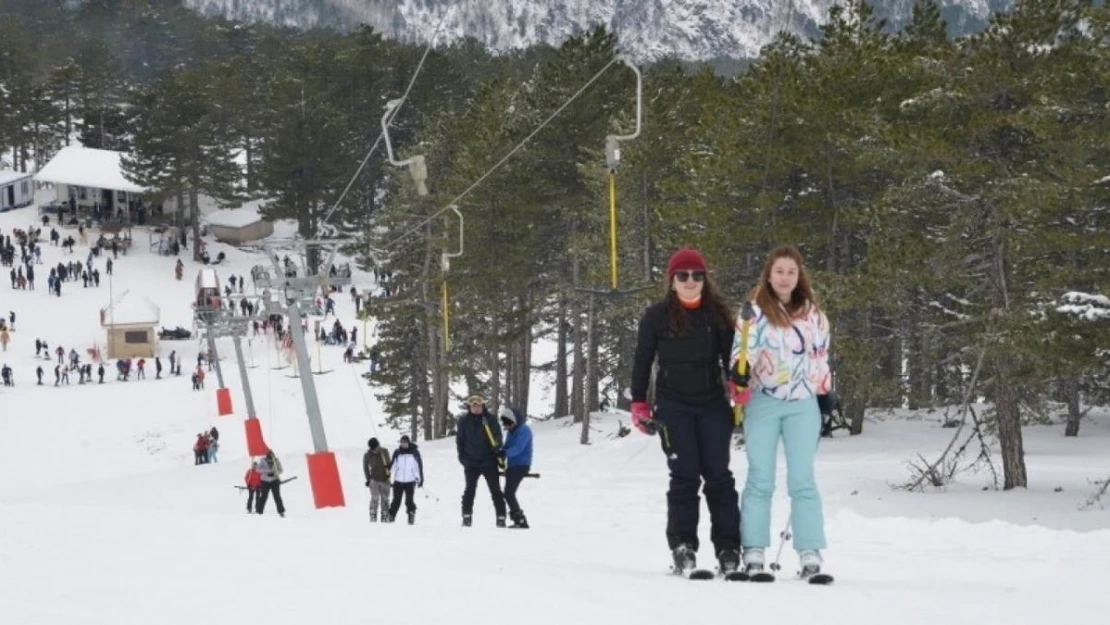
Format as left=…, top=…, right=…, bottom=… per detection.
left=79, top=187, right=87, bottom=200
left=124, top=331, right=147, bottom=344
left=21, top=181, right=28, bottom=195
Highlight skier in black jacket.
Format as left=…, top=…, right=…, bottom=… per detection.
left=629, top=247, right=741, bottom=577
left=455, top=395, right=507, bottom=527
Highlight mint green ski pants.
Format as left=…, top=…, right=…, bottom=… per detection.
left=740, top=392, right=827, bottom=551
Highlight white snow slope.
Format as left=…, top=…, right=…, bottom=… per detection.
left=0, top=204, right=1108, bottom=624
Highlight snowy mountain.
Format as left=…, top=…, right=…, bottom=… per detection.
left=183, top=0, right=1012, bottom=62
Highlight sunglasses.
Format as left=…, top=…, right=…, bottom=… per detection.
left=674, top=270, right=706, bottom=283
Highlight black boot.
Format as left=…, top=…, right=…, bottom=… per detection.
left=671, top=544, right=697, bottom=576
left=717, top=549, right=741, bottom=576
left=510, top=513, right=529, bottom=529
left=496, top=515, right=506, bottom=528
left=407, top=511, right=415, bottom=525
left=462, top=513, right=472, bottom=527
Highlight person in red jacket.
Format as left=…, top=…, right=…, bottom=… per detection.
left=244, top=460, right=262, bottom=513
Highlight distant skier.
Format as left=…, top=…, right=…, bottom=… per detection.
left=455, top=395, right=507, bottom=527
left=254, top=449, right=286, bottom=517
left=499, top=406, right=534, bottom=529
left=730, top=246, right=833, bottom=582
left=362, top=438, right=391, bottom=523
left=387, top=435, right=423, bottom=524
left=629, top=248, right=740, bottom=577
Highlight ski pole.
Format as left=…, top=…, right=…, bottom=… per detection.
left=769, top=519, right=792, bottom=572
left=421, top=487, right=440, bottom=503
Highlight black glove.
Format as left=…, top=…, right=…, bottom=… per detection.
left=418, top=479, right=424, bottom=488
left=728, top=366, right=750, bottom=388
left=364, top=480, right=370, bottom=487
left=817, top=393, right=835, bottom=416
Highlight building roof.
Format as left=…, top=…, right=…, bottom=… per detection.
left=101, top=291, right=160, bottom=327
left=0, top=170, right=32, bottom=186
left=205, top=202, right=266, bottom=228
left=35, top=146, right=145, bottom=194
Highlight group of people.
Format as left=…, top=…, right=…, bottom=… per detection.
left=193, top=427, right=219, bottom=464
left=629, top=245, right=833, bottom=580
left=242, top=449, right=287, bottom=517
left=356, top=395, right=534, bottom=529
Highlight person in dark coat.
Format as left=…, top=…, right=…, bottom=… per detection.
left=387, top=435, right=423, bottom=524
left=499, top=406, right=534, bottom=529
left=455, top=395, right=507, bottom=527
left=629, top=247, right=740, bottom=577
left=362, top=438, right=391, bottom=522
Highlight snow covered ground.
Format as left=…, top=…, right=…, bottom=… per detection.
left=1, top=204, right=1108, bottom=624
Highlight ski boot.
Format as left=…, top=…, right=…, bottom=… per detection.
left=496, top=516, right=507, bottom=528
left=798, top=550, right=833, bottom=585
left=743, top=547, right=774, bottom=582
left=369, top=513, right=378, bottom=523
left=407, top=511, right=415, bottom=525
left=671, top=544, right=696, bottom=576
left=717, top=548, right=746, bottom=581
left=509, top=513, right=529, bottom=529
left=462, top=513, right=473, bottom=527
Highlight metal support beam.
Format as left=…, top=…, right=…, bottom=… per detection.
left=205, top=320, right=226, bottom=388
left=232, top=335, right=257, bottom=420
left=284, top=300, right=329, bottom=453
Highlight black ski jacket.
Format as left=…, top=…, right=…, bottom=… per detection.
left=456, top=409, right=503, bottom=468
left=631, top=299, right=734, bottom=406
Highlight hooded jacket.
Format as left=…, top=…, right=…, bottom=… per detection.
left=456, top=408, right=503, bottom=468
left=363, top=446, right=391, bottom=483
left=390, top=443, right=424, bottom=484
left=502, top=409, right=533, bottom=468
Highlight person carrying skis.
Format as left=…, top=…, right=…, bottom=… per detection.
left=729, top=246, right=833, bottom=581
left=455, top=395, right=507, bottom=527
left=362, top=438, right=391, bottom=523
left=244, top=459, right=262, bottom=513
left=499, top=406, right=533, bottom=529
left=629, top=248, right=740, bottom=577
left=255, top=449, right=286, bottom=517
left=387, top=435, right=423, bottom=525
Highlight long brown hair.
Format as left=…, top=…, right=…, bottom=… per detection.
left=667, top=273, right=734, bottom=336
left=748, top=246, right=820, bottom=328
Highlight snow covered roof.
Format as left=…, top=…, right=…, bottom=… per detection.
left=100, top=291, right=160, bottom=327
left=35, top=146, right=145, bottom=194
left=206, top=205, right=264, bottom=228
left=0, top=170, right=32, bottom=186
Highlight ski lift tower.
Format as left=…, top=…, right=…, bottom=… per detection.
left=254, top=238, right=353, bottom=509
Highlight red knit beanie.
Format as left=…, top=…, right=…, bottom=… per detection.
left=667, top=248, right=707, bottom=280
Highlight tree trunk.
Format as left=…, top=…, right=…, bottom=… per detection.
left=189, top=188, right=202, bottom=262
left=1064, top=377, right=1081, bottom=437
left=586, top=295, right=600, bottom=413
left=421, top=223, right=441, bottom=442
left=554, top=295, right=569, bottom=418
left=244, top=134, right=255, bottom=191
left=490, top=311, right=502, bottom=413
left=989, top=207, right=1027, bottom=489
left=517, top=316, right=533, bottom=413
left=571, top=298, right=585, bottom=423
left=613, top=316, right=634, bottom=411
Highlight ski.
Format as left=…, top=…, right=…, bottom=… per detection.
left=748, top=571, right=776, bottom=583
left=805, top=573, right=834, bottom=585
left=676, top=568, right=716, bottom=580
left=721, top=571, right=749, bottom=582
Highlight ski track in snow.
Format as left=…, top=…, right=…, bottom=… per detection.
left=0, top=202, right=1108, bottom=624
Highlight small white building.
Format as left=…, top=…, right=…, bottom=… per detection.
left=0, top=170, right=34, bottom=211
left=205, top=203, right=274, bottom=245
left=100, top=291, right=161, bottom=359
left=35, top=146, right=146, bottom=221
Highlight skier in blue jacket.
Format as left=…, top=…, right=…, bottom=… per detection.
left=499, top=406, right=534, bottom=529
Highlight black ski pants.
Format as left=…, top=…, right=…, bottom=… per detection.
left=461, top=463, right=506, bottom=517
left=256, top=480, right=285, bottom=515
left=654, top=395, right=740, bottom=554
left=503, top=465, right=529, bottom=518
left=389, top=482, right=417, bottom=519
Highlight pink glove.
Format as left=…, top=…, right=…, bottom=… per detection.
left=728, top=382, right=751, bottom=407
left=630, top=401, right=654, bottom=435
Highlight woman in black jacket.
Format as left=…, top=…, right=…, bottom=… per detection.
left=630, top=248, right=740, bottom=577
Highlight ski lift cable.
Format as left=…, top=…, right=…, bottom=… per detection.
left=315, top=7, right=452, bottom=238
left=377, top=54, right=624, bottom=253
left=351, top=359, right=379, bottom=436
